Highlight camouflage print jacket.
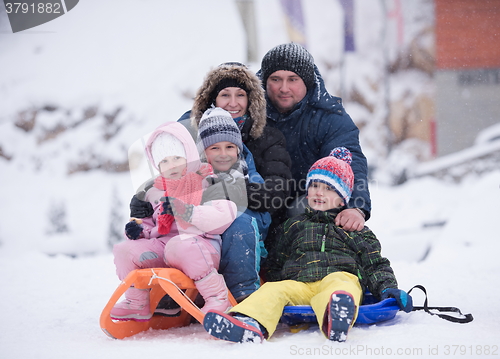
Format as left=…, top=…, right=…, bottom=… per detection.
left=265, top=207, right=398, bottom=298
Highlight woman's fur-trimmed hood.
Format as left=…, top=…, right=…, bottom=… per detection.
left=191, top=64, right=267, bottom=140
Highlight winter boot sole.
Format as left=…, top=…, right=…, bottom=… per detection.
left=110, top=313, right=153, bottom=322
left=154, top=294, right=181, bottom=317
left=153, top=307, right=181, bottom=317
left=203, top=311, right=264, bottom=343
left=327, top=291, right=355, bottom=342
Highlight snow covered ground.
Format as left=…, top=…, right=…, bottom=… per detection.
left=1, top=170, right=499, bottom=359
left=1, top=1, right=499, bottom=358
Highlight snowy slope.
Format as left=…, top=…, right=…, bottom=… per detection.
left=1, top=170, right=499, bottom=359
left=1, top=1, right=499, bottom=358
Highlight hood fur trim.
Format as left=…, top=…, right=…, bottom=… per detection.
left=191, top=64, right=266, bottom=139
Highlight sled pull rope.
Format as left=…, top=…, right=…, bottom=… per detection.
left=148, top=269, right=200, bottom=309
left=408, top=285, right=473, bottom=324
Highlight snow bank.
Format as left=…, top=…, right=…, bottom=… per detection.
left=1, top=1, right=499, bottom=358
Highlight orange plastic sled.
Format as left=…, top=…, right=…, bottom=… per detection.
left=100, top=268, right=237, bottom=339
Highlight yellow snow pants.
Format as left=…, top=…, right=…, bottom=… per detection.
left=229, top=271, right=362, bottom=338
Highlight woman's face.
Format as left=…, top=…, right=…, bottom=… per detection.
left=215, top=87, right=248, bottom=118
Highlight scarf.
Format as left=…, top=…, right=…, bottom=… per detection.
left=232, top=114, right=248, bottom=131
left=154, top=163, right=213, bottom=233
left=213, top=158, right=248, bottom=180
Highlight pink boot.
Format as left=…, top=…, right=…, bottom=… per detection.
left=110, top=287, right=152, bottom=322
left=195, top=269, right=231, bottom=314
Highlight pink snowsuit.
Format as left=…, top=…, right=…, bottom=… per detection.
left=113, top=122, right=237, bottom=283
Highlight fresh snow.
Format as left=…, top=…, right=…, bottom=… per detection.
left=1, top=1, right=499, bottom=358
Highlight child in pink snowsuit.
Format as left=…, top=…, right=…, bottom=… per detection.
left=111, top=122, right=237, bottom=321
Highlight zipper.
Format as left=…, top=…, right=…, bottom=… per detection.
left=321, top=223, right=332, bottom=253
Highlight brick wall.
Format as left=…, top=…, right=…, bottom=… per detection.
left=435, top=0, right=500, bottom=69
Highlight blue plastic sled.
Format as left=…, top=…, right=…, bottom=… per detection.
left=281, top=292, right=399, bottom=326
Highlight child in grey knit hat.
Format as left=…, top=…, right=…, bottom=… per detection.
left=197, top=107, right=249, bottom=211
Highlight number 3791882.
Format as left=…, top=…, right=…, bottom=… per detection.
left=5, top=2, right=62, bottom=14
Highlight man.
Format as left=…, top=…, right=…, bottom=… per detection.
left=258, top=43, right=371, bottom=231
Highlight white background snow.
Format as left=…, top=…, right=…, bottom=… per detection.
left=0, top=1, right=499, bottom=358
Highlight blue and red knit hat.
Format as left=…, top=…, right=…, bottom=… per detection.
left=306, top=147, right=354, bottom=205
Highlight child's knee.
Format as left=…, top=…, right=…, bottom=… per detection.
left=113, top=239, right=142, bottom=261
left=164, top=236, right=220, bottom=280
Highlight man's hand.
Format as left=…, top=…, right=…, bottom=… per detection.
left=335, top=208, right=365, bottom=231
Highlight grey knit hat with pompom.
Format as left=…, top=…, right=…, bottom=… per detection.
left=198, top=107, right=243, bottom=153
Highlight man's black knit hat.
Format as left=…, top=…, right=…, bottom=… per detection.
left=260, top=43, right=315, bottom=89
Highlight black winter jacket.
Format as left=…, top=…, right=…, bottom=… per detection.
left=258, top=66, right=371, bottom=219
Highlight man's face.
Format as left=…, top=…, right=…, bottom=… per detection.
left=266, top=70, right=307, bottom=113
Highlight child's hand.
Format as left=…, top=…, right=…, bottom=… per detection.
left=125, top=220, right=143, bottom=240
left=161, top=196, right=174, bottom=216
left=381, top=288, right=413, bottom=313
left=130, top=192, right=154, bottom=218
left=161, top=197, right=194, bottom=223
left=202, top=182, right=228, bottom=202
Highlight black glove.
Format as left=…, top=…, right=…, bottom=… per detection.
left=161, top=197, right=194, bottom=223
left=246, top=182, right=269, bottom=212
left=381, top=288, right=413, bottom=313
left=125, top=221, right=143, bottom=240
left=130, top=192, right=154, bottom=218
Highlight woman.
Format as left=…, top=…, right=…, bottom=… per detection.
left=179, top=62, right=292, bottom=229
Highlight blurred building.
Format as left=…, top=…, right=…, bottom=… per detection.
left=434, top=0, right=500, bottom=156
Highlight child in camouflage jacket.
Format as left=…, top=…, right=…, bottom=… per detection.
left=202, top=147, right=413, bottom=343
